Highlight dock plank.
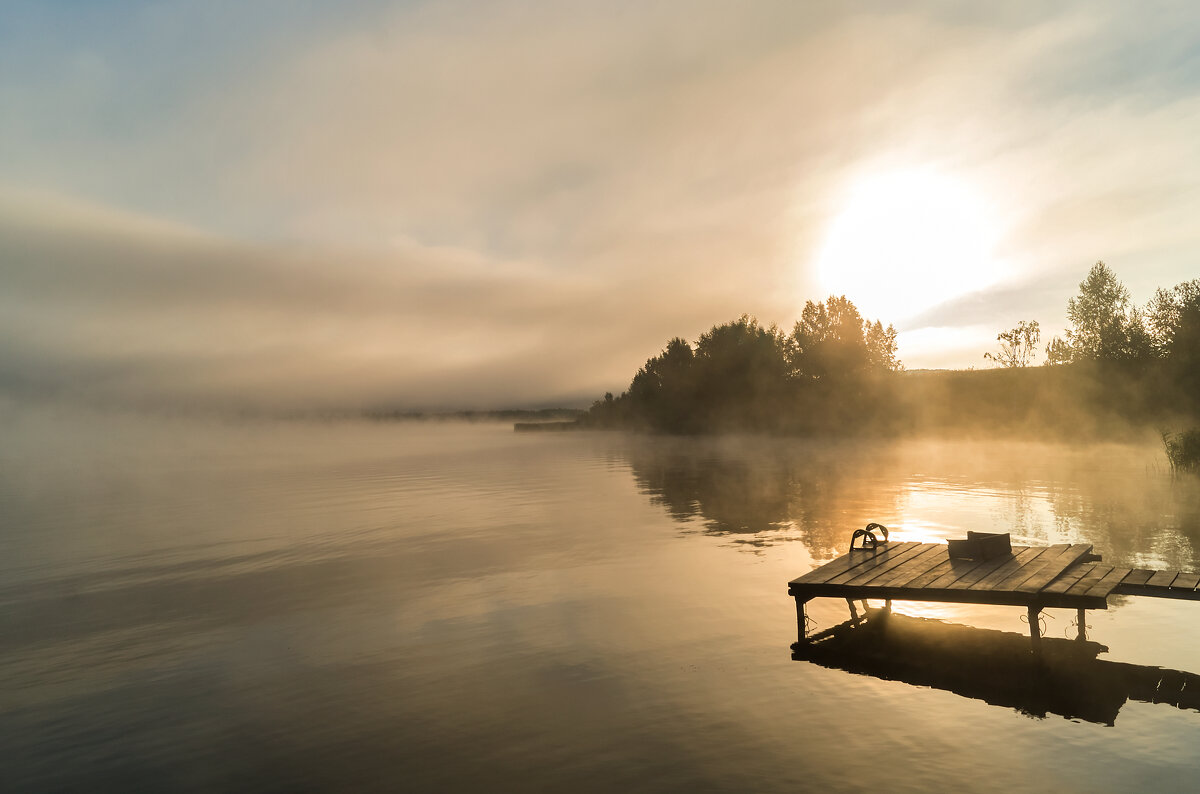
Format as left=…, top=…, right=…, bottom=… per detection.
left=1043, top=562, right=1095, bottom=595
left=990, top=544, right=1070, bottom=590
left=1063, top=564, right=1114, bottom=598
left=925, top=557, right=995, bottom=589
left=1148, top=570, right=1178, bottom=588
left=1122, top=569, right=1156, bottom=587
left=846, top=543, right=941, bottom=586
left=946, top=552, right=1029, bottom=590
left=1084, top=567, right=1132, bottom=599
left=835, top=547, right=928, bottom=587
left=899, top=556, right=960, bottom=590
left=1172, top=572, right=1200, bottom=590
left=1014, top=544, right=1095, bottom=593
left=1113, top=574, right=1200, bottom=602
left=827, top=543, right=931, bottom=586
left=789, top=542, right=919, bottom=586
left=869, top=545, right=948, bottom=588
left=968, top=546, right=1050, bottom=591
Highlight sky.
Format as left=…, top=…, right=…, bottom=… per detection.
left=3, top=0, right=1200, bottom=410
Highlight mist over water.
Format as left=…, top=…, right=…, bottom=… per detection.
left=4, top=407, right=1200, bottom=791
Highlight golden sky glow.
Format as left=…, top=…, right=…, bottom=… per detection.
left=817, top=169, right=1002, bottom=322
left=3, top=1, right=1200, bottom=408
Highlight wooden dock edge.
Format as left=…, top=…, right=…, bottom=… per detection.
left=788, top=583, right=1107, bottom=611
left=1112, top=583, right=1200, bottom=601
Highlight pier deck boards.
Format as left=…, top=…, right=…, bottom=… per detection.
left=789, top=542, right=1124, bottom=609
left=790, top=541, right=1200, bottom=646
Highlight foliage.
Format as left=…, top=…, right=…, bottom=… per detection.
left=865, top=319, right=901, bottom=372
left=587, top=391, right=624, bottom=428
left=1162, top=429, right=1200, bottom=476
left=587, top=299, right=900, bottom=434
left=1147, top=279, right=1200, bottom=356
left=1044, top=335, right=1072, bottom=366
left=790, top=296, right=899, bottom=381
left=1058, top=261, right=1151, bottom=363
left=585, top=263, right=1200, bottom=438
left=692, top=316, right=792, bottom=431
left=984, top=320, right=1040, bottom=368
left=627, top=337, right=696, bottom=432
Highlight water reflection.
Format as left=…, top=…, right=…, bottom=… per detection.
left=618, top=435, right=1200, bottom=570
left=7, top=415, right=1200, bottom=790
left=621, top=435, right=906, bottom=558
left=792, top=609, right=1200, bottom=726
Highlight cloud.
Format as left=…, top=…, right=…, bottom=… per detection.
left=0, top=190, right=766, bottom=409
left=4, top=1, right=1200, bottom=404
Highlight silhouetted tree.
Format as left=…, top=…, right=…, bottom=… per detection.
left=585, top=300, right=900, bottom=435
left=787, top=296, right=900, bottom=433
left=691, top=316, right=791, bottom=431
left=1147, top=278, right=1200, bottom=404
left=984, top=320, right=1040, bottom=368
left=587, top=390, right=627, bottom=428
left=1147, top=279, right=1200, bottom=358
left=628, top=337, right=696, bottom=432
left=1050, top=262, right=1151, bottom=364
left=790, top=296, right=898, bottom=381
left=865, top=319, right=901, bottom=372
left=1045, top=335, right=1072, bottom=366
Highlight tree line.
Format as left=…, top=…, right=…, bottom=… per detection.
left=989, top=261, right=1200, bottom=377
left=587, top=261, right=1200, bottom=437
left=586, top=296, right=899, bottom=433
left=984, top=262, right=1200, bottom=420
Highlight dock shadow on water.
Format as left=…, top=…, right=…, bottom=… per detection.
left=793, top=608, right=1200, bottom=727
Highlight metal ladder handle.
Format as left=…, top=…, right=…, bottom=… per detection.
left=849, top=523, right=890, bottom=552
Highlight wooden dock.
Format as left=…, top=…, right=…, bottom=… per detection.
left=789, top=540, right=1200, bottom=650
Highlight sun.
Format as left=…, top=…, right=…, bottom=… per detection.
left=815, top=169, right=1000, bottom=322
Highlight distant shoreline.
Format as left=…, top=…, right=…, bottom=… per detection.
left=513, top=420, right=583, bottom=432
left=367, top=408, right=585, bottom=423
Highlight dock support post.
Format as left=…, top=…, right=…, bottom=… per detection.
left=794, top=597, right=811, bottom=646
left=846, top=598, right=860, bottom=621
left=884, top=599, right=893, bottom=612
left=1076, top=608, right=1087, bottom=641
left=1027, top=606, right=1042, bottom=653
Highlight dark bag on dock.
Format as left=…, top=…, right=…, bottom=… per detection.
left=947, top=531, right=1012, bottom=561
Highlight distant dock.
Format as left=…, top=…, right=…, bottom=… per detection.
left=790, top=540, right=1200, bottom=651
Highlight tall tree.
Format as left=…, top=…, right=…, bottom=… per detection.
left=864, top=319, right=900, bottom=372
left=1147, top=278, right=1200, bottom=358
left=1058, top=261, right=1151, bottom=363
left=790, top=295, right=898, bottom=380
left=692, top=316, right=791, bottom=429
left=627, top=337, right=696, bottom=432
left=1066, top=262, right=1129, bottom=360
left=1147, top=278, right=1200, bottom=403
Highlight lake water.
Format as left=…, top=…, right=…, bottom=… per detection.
left=4, top=405, right=1200, bottom=792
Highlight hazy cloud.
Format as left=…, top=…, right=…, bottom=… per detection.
left=3, top=1, right=1200, bottom=405
left=0, top=191, right=753, bottom=408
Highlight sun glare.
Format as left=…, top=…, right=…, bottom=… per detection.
left=816, top=169, right=1000, bottom=322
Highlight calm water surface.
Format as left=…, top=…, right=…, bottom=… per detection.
left=4, top=405, right=1200, bottom=792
